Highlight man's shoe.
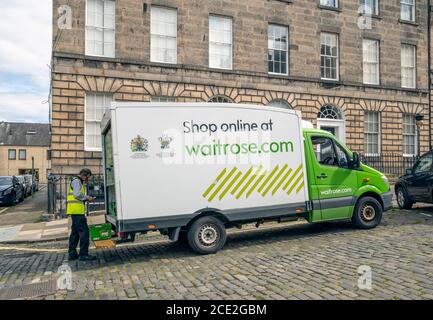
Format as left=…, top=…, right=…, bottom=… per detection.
left=79, top=255, right=97, bottom=261
left=68, top=253, right=79, bottom=261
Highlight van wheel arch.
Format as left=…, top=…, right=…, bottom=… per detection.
left=355, top=192, right=384, bottom=211
left=186, top=210, right=229, bottom=229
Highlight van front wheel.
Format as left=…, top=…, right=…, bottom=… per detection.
left=187, top=216, right=227, bottom=255
left=352, top=196, right=382, bottom=229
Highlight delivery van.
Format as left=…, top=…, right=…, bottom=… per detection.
left=101, top=102, right=392, bottom=254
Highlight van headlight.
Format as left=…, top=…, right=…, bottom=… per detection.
left=381, top=175, right=389, bottom=186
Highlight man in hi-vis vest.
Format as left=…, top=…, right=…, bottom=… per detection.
left=67, top=168, right=96, bottom=261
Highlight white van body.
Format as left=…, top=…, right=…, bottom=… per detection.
left=101, top=102, right=309, bottom=234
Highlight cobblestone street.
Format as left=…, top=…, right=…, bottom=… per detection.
left=0, top=208, right=432, bottom=300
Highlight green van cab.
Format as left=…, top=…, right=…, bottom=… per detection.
left=303, top=128, right=392, bottom=228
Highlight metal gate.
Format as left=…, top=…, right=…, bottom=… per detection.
left=47, top=174, right=105, bottom=219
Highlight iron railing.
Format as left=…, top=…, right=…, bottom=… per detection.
left=360, top=153, right=418, bottom=176
left=47, top=174, right=105, bottom=219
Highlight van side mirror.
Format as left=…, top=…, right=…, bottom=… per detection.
left=405, top=168, right=413, bottom=175
left=351, top=152, right=360, bottom=169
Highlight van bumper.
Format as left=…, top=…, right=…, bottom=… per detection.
left=381, top=191, right=393, bottom=211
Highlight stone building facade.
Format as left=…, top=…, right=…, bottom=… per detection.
left=0, top=122, right=51, bottom=183
left=51, top=0, right=431, bottom=174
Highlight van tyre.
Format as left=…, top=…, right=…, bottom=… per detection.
left=396, top=187, right=413, bottom=209
left=187, top=216, right=227, bottom=255
left=352, top=196, right=382, bottom=229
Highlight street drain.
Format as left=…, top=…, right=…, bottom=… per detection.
left=0, top=280, right=57, bottom=300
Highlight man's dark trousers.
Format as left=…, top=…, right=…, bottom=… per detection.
left=68, top=215, right=89, bottom=257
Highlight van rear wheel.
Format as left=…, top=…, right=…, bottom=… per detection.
left=352, top=196, right=382, bottom=229
left=187, top=216, right=226, bottom=255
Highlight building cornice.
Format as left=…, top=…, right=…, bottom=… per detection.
left=52, top=52, right=429, bottom=99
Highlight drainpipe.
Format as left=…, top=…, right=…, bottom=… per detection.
left=428, top=0, right=432, bottom=150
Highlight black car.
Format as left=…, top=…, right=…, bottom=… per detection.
left=395, top=151, right=433, bottom=209
left=0, top=176, right=25, bottom=205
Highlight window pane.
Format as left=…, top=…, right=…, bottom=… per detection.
left=320, top=33, right=338, bottom=80
left=151, top=6, right=177, bottom=64
left=311, top=137, right=338, bottom=166
left=8, top=149, right=16, bottom=160
left=209, top=15, right=232, bottom=69
left=403, top=114, right=416, bottom=155
left=414, top=154, right=432, bottom=174
left=19, top=150, right=26, bottom=160
left=86, top=0, right=115, bottom=57
left=85, top=93, right=113, bottom=150
left=268, top=25, right=288, bottom=75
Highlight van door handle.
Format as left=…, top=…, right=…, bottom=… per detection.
left=317, top=173, right=328, bottom=179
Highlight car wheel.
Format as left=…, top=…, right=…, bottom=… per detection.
left=396, top=187, right=413, bottom=209
left=352, top=196, right=383, bottom=229
left=187, top=216, right=227, bottom=255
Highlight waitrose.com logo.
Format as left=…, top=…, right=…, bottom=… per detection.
left=185, top=140, right=294, bottom=157
left=320, top=188, right=353, bottom=195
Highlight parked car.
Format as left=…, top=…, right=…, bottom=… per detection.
left=0, top=176, right=25, bottom=205
left=32, top=177, right=39, bottom=192
left=15, top=175, right=28, bottom=197
left=395, top=151, right=433, bottom=209
left=18, top=175, right=32, bottom=197
left=24, top=174, right=38, bottom=195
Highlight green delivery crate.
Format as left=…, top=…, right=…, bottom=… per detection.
left=89, top=223, right=113, bottom=241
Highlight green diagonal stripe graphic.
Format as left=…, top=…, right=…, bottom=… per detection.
left=208, top=167, right=238, bottom=202
left=287, top=173, right=303, bottom=196
left=262, top=164, right=288, bottom=197
left=246, top=171, right=267, bottom=198
left=202, top=168, right=227, bottom=198
left=258, top=165, right=279, bottom=193
left=272, top=168, right=292, bottom=195
left=296, top=181, right=305, bottom=194
left=236, top=165, right=263, bottom=199
left=231, top=166, right=254, bottom=195
left=219, top=170, right=241, bottom=200
left=283, top=165, right=302, bottom=190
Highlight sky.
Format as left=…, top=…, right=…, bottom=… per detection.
left=0, top=0, right=52, bottom=123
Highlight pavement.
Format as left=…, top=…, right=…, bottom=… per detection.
left=0, top=207, right=431, bottom=300
left=0, top=215, right=105, bottom=243
left=0, top=185, right=48, bottom=227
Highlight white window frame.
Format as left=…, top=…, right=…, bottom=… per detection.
left=150, top=6, right=178, bottom=64
left=362, top=39, right=380, bottom=85
left=84, top=93, right=113, bottom=152
left=401, top=44, right=416, bottom=89
left=268, top=24, right=289, bottom=76
left=400, top=0, right=416, bottom=22
left=320, top=0, right=338, bottom=8
left=320, top=33, right=339, bottom=81
left=364, top=111, right=381, bottom=156
left=209, top=15, right=233, bottom=70
left=85, top=0, right=116, bottom=58
left=402, top=113, right=417, bottom=157
left=361, top=0, right=379, bottom=15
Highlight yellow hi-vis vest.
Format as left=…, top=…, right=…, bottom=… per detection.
left=66, top=177, right=86, bottom=215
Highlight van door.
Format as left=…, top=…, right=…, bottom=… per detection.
left=309, top=135, right=357, bottom=220
left=405, top=153, right=433, bottom=202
